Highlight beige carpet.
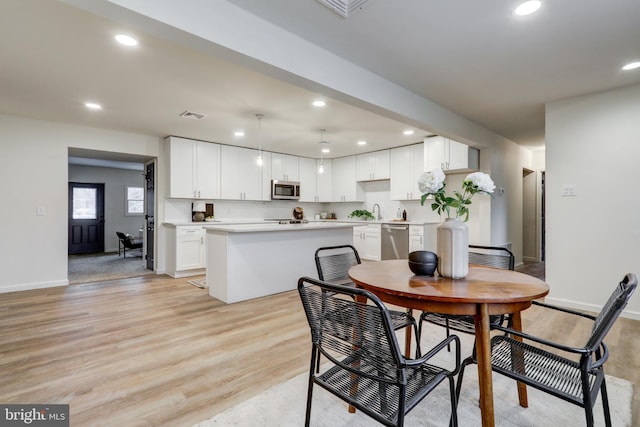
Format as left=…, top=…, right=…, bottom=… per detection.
left=195, top=329, right=633, bottom=427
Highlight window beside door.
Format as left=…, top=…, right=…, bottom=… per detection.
left=126, top=186, right=144, bottom=216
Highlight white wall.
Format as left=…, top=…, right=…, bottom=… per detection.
left=0, top=114, right=162, bottom=293
left=69, top=164, right=146, bottom=252
left=546, top=83, right=640, bottom=319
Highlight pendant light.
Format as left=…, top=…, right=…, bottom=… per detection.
left=256, top=113, right=264, bottom=166
left=318, top=129, right=328, bottom=174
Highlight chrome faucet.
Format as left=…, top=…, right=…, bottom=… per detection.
left=372, top=203, right=381, bottom=220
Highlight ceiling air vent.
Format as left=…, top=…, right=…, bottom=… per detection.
left=317, top=0, right=375, bottom=18
left=179, top=110, right=207, bottom=120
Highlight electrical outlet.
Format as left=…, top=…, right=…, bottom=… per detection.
left=36, top=206, right=46, bottom=216
left=562, top=185, right=577, bottom=197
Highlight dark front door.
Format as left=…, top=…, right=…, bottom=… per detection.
left=68, top=182, right=105, bottom=254
left=145, top=161, right=155, bottom=270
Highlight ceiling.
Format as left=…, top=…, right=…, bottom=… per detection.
left=2, top=0, right=640, bottom=164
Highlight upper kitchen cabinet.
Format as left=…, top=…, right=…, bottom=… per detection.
left=166, top=136, right=220, bottom=199
left=220, top=145, right=271, bottom=201
left=271, top=153, right=299, bottom=181
left=356, top=150, right=390, bottom=181
left=332, top=156, right=364, bottom=202
left=299, top=157, right=332, bottom=202
left=390, top=143, right=424, bottom=200
left=424, top=136, right=479, bottom=173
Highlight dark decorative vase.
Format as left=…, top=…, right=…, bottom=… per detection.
left=408, top=251, right=438, bottom=276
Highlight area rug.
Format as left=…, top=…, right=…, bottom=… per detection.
left=195, top=329, right=633, bottom=427
left=187, top=278, right=207, bottom=288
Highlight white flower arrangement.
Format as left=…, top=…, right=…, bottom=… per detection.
left=417, top=169, right=495, bottom=221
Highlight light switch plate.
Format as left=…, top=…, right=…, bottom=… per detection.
left=36, top=206, right=46, bottom=216
left=562, top=185, right=577, bottom=197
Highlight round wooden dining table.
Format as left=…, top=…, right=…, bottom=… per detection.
left=349, top=259, right=549, bottom=427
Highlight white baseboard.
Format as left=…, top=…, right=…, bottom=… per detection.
left=0, top=279, right=68, bottom=294
left=167, top=268, right=206, bottom=278
left=544, top=296, right=640, bottom=321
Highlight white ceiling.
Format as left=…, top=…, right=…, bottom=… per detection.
left=2, top=0, right=639, bottom=164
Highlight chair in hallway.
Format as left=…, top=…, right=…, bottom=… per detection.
left=419, top=245, right=515, bottom=348
left=116, top=231, right=143, bottom=258
left=297, top=277, right=460, bottom=427
left=456, top=273, right=637, bottom=427
left=315, top=245, right=420, bottom=353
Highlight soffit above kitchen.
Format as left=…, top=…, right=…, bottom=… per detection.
left=0, top=0, right=431, bottom=160
left=1, top=0, right=639, bottom=156
left=227, top=0, right=640, bottom=149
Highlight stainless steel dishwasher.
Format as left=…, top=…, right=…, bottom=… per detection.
left=381, top=223, right=409, bottom=260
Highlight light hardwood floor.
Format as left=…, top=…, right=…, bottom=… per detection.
left=0, top=267, right=637, bottom=426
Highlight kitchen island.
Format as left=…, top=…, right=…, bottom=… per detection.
left=205, top=222, right=355, bottom=303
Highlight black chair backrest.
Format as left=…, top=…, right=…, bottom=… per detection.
left=116, top=231, right=128, bottom=241
left=587, top=273, right=637, bottom=351
left=314, top=245, right=361, bottom=284
left=298, top=277, right=404, bottom=372
left=468, top=244, right=515, bottom=270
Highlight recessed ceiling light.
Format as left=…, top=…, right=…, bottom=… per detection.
left=321, top=148, right=330, bottom=153
left=514, top=1, right=541, bottom=16
left=115, top=34, right=138, bottom=46
left=312, top=100, right=326, bottom=107
left=234, top=131, right=245, bottom=137
left=85, top=102, right=102, bottom=110
left=403, top=130, right=415, bottom=135
left=357, top=140, right=367, bottom=146
left=622, top=61, right=640, bottom=71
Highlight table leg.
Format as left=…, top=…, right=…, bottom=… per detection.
left=404, top=308, right=413, bottom=358
left=510, top=311, right=529, bottom=408
left=474, top=303, right=494, bottom=427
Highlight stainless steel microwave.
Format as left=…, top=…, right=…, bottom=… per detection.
left=271, top=180, right=300, bottom=200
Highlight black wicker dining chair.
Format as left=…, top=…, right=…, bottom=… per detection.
left=297, top=276, right=460, bottom=427
left=418, top=245, right=515, bottom=348
left=315, top=245, right=421, bottom=353
left=456, top=273, right=637, bottom=427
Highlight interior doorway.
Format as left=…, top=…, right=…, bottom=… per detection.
left=522, top=168, right=545, bottom=262
left=68, top=182, right=105, bottom=254
left=67, top=149, right=156, bottom=284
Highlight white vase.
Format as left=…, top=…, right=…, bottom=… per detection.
left=437, top=218, right=469, bottom=279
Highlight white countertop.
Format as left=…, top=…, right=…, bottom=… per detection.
left=204, top=222, right=356, bottom=233
left=164, top=219, right=438, bottom=227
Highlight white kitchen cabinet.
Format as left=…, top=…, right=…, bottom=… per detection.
left=353, top=223, right=381, bottom=261
left=390, top=143, right=424, bottom=200
left=356, top=150, right=390, bottom=181
left=299, top=157, right=332, bottom=202
left=316, top=159, right=333, bottom=202
left=271, top=153, right=299, bottom=181
left=166, top=136, right=220, bottom=199
left=220, top=145, right=270, bottom=201
left=424, top=136, right=479, bottom=173
left=166, top=225, right=205, bottom=278
left=332, top=156, right=364, bottom=202
left=409, top=224, right=438, bottom=253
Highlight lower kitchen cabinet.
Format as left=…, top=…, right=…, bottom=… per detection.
left=166, top=225, right=206, bottom=278
left=353, top=224, right=381, bottom=261
left=409, top=224, right=438, bottom=253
